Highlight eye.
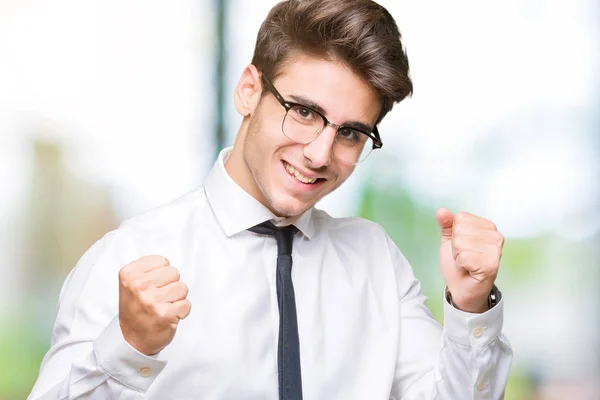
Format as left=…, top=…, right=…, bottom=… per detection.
left=338, top=128, right=362, bottom=143
left=292, top=106, right=315, bottom=121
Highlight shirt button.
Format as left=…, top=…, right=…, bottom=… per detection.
left=477, top=382, right=486, bottom=391
left=472, top=326, right=485, bottom=338
left=139, top=367, right=152, bottom=377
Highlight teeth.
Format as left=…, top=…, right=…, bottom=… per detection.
left=285, top=163, right=317, bottom=184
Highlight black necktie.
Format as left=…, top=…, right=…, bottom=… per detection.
left=248, top=221, right=303, bottom=400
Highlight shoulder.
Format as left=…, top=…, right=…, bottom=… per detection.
left=83, top=186, right=208, bottom=251
left=310, top=209, right=416, bottom=293
left=119, top=186, right=207, bottom=234
left=311, top=208, right=412, bottom=268
left=105, top=186, right=210, bottom=256
left=311, top=208, right=389, bottom=245
left=60, top=187, right=209, bottom=303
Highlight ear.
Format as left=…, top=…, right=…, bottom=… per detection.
left=234, top=64, right=263, bottom=117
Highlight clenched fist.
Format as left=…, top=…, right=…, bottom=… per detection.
left=436, top=209, right=504, bottom=314
left=118, top=255, right=191, bottom=356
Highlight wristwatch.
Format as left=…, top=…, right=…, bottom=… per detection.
left=445, top=285, right=501, bottom=310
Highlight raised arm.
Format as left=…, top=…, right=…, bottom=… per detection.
left=28, top=232, right=190, bottom=399
left=390, top=209, right=513, bottom=399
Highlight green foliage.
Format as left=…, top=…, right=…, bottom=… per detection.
left=357, top=176, right=554, bottom=399
left=0, top=316, right=46, bottom=400
left=504, top=369, right=535, bottom=400
left=500, top=237, right=546, bottom=281
left=358, top=179, right=445, bottom=322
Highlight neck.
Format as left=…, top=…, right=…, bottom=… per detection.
left=224, top=119, right=270, bottom=212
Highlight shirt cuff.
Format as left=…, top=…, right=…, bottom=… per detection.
left=94, top=315, right=167, bottom=393
left=442, top=287, right=504, bottom=349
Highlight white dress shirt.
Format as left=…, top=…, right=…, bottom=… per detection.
left=29, top=147, right=512, bottom=400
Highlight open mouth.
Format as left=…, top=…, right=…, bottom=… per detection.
left=283, top=161, right=325, bottom=185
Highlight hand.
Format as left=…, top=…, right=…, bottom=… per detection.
left=436, top=208, right=504, bottom=313
left=118, top=255, right=191, bottom=356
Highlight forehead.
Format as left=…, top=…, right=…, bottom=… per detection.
left=271, top=55, right=382, bottom=125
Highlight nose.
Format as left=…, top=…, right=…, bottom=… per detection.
left=302, top=125, right=336, bottom=168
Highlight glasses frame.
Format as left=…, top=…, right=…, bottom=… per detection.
left=261, top=74, right=383, bottom=164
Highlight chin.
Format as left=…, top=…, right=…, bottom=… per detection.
left=268, top=195, right=312, bottom=218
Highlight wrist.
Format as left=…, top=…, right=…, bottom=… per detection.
left=95, top=316, right=167, bottom=392
left=119, top=316, right=157, bottom=356
left=445, top=285, right=500, bottom=313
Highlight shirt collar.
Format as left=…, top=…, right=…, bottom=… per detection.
left=204, top=147, right=315, bottom=239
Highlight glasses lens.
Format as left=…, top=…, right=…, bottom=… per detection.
left=333, top=128, right=373, bottom=164
left=282, top=105, right=324, bottom=144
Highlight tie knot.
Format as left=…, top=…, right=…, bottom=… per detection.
left=248, top=221, right=297, bottom=256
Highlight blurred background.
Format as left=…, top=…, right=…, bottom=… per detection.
left=0, top=0, right=598, bottom=398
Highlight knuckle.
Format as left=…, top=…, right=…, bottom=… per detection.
left=118, top=265, right=130, bottom=282
left=170, top=267, right=181, bottom=282
left=178, top=281, right=189, bottom=297
left=120, top=271, right=144, bottom=291
left=137, top=255, right=154, bottom=264
left=485, top=261, right=499, bottom=274
left=454, top=212, right=468, bottom=223
left=496, top=232, right=505, bottom=246
left=486, top=253, right=500, bottom=269
left=152, top=304, right=170, bottom=321
left=453, top=236, right=465, bottom=250
left=138, top=291, right=154, bottom=307
left=456, top=251, right=470, bottom=266
left=179, top=299, right=192, bottom=318
left=182, top=282, right=190, bottom=297
left=183, top=299, right=192, bottom=314
left=452, top=223, right=461, bottom=236
left=131, top=278, right=149, bottom=292
left=120, top=261, right=142, bottom=279
left=139, top=255, right=170, bottom=267
left=154, top=255, right=171, bottom=266
left=120, top=259, right=148, bottom=284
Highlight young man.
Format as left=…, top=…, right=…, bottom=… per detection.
left=29, top=0, right=512, bottom=399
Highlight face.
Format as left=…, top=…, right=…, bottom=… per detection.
left=228, top=55, right=382, bottom=217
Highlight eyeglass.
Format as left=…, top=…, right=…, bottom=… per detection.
left=261, top=74, right=383, bottom=165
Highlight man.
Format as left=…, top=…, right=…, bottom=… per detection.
left=29, top=0, right=512, bottom=399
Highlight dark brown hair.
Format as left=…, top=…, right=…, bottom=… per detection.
left=251, top=0, right=413, bottom=124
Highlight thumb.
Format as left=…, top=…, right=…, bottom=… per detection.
left=435, top=208, right=454, bottom=242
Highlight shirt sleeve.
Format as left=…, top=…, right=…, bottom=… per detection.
left=27, top=229, right=167, bottom=400
left=388, top=236, right=513, bottom=400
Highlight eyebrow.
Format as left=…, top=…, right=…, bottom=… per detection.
left=288, top=94, right=374, bottom=133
